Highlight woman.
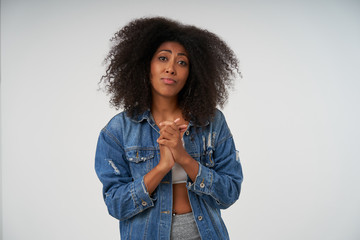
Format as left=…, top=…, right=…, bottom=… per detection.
left=95, top=17, right=243, bottom=240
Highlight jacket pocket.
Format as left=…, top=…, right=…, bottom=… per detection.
left=125, top=149, right=156, bottom=179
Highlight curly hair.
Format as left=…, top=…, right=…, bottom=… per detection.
left=101, top=17, right=240, bottom=125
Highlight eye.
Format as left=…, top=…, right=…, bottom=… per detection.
left=178, top=60, right=188, bottom=66
left=158, top=56, right=167, bottom=61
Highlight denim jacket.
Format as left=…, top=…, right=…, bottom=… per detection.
left=95, top=109, right=243, bottom=239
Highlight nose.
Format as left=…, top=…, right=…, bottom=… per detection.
left=165, top=69, right=175, bottom=74
left=165, top=60, right=176, bottom=75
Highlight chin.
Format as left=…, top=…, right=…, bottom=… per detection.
left=153, top=89, right=182, bottom=99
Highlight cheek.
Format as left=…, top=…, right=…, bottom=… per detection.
left=150, top=65, right=155, bottom=77
left=150, top=60, right=162, bottom=74
left=149, top=60, right=157, bottom=77
left=182, top=68, right=189, bottom=82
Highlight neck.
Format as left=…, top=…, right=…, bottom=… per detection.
left=151, top=95, right=182, bottom=123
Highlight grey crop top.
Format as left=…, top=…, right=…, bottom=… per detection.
left=172, top=163, right=187, bottom=184
left=172, top=138, right=188, bottom=184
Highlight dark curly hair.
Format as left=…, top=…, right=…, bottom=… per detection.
left=101, top=17, right=240, bottom=125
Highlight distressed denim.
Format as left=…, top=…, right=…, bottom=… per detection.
left=95, top=109, right=243, bottom=240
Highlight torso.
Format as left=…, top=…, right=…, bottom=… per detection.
left=173, top=183, right=192, bottom=214
left=152, top=111, right=192, bottom=215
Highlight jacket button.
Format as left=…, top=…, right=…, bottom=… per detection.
left=142, top=201, right=147, bottom=206
left=185, top=130, right=190, bottom=135
left=198, top=216, right=203, bottom=221
left=200, top=183, right=205, bottom=188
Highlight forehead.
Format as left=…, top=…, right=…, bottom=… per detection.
left=155, top=41, right=188, bottom=55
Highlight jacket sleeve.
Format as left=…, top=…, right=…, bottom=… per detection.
left=95, top=127, right=155, bottom=221
left=187, top=114, right=243, bottom=209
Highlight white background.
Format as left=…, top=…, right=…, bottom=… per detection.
left=1, top=0, right=360, bottom=239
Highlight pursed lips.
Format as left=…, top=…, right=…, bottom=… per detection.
left=161, top=78, right=177, bottom=84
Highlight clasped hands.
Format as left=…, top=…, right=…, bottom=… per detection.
left=157, top=118, right=188, bottom=171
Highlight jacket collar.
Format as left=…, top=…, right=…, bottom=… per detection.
left=131, top=109, right=209, bottom=127
left=131, top=110, right=151, bottom=122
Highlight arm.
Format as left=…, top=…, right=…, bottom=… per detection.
left=158, top=113, right=243, bottom=209
left=143, top=145, right=174, bottom=194
left=95, top=127, right=176, bottom=221
left=95, top=128, right=155, bottom=221
left=187, top=136, right=243, bottom=209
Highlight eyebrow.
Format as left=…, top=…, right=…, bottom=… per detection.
left=159, top=49, right=188, bottom=57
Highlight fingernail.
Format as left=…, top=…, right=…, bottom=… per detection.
left=174, top=118, right=180, bottom=123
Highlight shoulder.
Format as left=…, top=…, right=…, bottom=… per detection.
left=102, top=111, right=140, bottom=135
left=97, top=112, right=125, bottom=145
left=209, top=108, right=232, bottom=145
left=99, top=111, right=143, bottom=148
left=210, top=108, right=227, bottom=127
left=102, top=110, right=150, bottom=136
left=103, top=111, right=128, bottom=131
left=214, top=108, right=225, bottom=119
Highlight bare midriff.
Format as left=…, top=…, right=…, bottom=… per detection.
left=173, top=183, right=192, bottom=214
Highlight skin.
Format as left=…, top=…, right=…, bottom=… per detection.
left=143, top=41, right=200, bottom=215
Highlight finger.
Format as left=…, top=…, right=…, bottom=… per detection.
left=173, top=120, right=187, bottom=129
left=160, top=120, right=178, bottom=129
left=178, top=124, right=188, bottom=132
left=159, top=120, right=174, bottom=127
left=173, top=119, right=185, bottom=127
left=159, top=125, right=177, bottom=136
left=158, top=126, right=178, bottom=138
left=160, top=123, right=179, bottom=135
left=159, top=130, right=176, bottom=140
left=157, top=138, right=172, bottom=147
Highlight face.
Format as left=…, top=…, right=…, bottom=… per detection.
left=150, top=41, right=189, bottom=100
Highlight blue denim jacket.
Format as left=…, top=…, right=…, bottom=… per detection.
left=95, top=109, right=243, bottom=239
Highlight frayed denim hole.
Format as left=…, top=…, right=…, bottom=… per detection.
left=107, top=159, right=120, bottom=175
left=236, top=150, right=240, bottom=163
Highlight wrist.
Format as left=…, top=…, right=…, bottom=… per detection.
left=176, top=152, right=192, bottom=166
left=155, top=162, right=172, bottom=175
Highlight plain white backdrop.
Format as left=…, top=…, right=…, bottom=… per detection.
left=1, top=0, right=360, bottom=239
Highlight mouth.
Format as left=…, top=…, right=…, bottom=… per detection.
left=161, top=78, right=177, bottom=85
